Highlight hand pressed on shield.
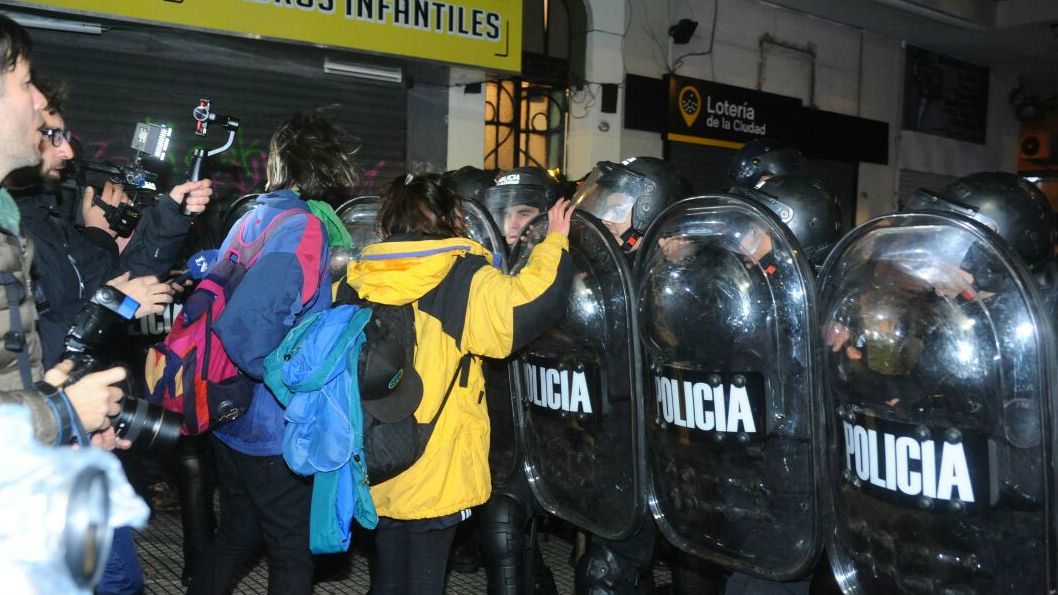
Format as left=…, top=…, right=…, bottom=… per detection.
left=547, top=198, right=575, bottom=237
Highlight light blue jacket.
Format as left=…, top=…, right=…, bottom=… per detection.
left=264, top=305, right=377, bottom=553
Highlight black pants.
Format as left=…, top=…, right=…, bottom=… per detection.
left=188, top=438, right=313, bottom=595
left=372, top=521, right=458, bottom=595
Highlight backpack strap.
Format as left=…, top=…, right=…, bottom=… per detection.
left=0, top=266, right=33, bottom=390
left=228, top=208, right=304, bottom=269
left=427, top=353, right=472, bottom=426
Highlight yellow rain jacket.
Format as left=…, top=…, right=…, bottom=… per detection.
left=344, top=232, right=572, bottom=519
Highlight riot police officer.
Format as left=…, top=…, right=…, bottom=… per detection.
left=444, top=165, right=497, bottom=205
left=727, top=138, right=804, bottom=191
left=478, top=166, right=564, bottom=595
left=737, top=174, right=845, bottom=270
left=485, top=167, right=563, bottom=248
left=901, top=171, right=1058, bottom=313
left=573, top=156, right=722, bottom=595
left=724, top=174, right=845, bottom=595
left=817, top=171, right=1056, bottom=594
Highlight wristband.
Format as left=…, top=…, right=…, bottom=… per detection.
left=116, top=295, right=140, bottom=320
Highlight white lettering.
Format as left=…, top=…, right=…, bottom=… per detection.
left=726, top=386, right=756, bottom=433
left=654, top=375, right=758, bottom=435
left=895, top=436, right=921, bottom=495
left=525, top=362, right=594, bottom=414
left=545, top=368, right=560, bottom=409
left=692, top=382, right=710, bottom=431
left=936, top=442, right=975, bottom=502
left=569, top=371, right=591, bottom=413
left=705, top=96, right=756, bottom=121
left=843, top=422, right=976, bottom=503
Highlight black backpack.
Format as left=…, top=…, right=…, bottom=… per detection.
left=335, top=281, right=468, bottom=485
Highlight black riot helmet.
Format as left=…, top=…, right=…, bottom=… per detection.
left=483, top=167, right=563, bottom=245
left=727, top=138, right=805, bottom=190
left=443, top=166, right=496, bottom=203
left=902, top=172, right=1057, bottom=269
left=573, top=157, right=688, bottom=252
left=738, top=175, right=845, bottom=267
left=222, top=193, right=261, bottom=237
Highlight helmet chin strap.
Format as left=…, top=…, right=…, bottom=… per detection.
left=620, top=228, right=640, bottom=253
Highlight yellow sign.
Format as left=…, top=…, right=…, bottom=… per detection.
left=10, top=0, right=522, bottom=71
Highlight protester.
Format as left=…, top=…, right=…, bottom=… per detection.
left=188, top=110, right=355, bottom=595
left=342, top=173, right=575, bottom=594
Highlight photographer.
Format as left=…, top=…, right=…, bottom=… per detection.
left=0, top=15, right=128, bottom=445
left=4, top=80, right=212, bottom=368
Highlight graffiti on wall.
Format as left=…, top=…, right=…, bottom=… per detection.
left=79, top=133, right=391, bottom=201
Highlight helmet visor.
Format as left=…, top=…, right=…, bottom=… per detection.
left=484, top=186, right=547, bottom=243
left=573, top=164, right=652, bottom=224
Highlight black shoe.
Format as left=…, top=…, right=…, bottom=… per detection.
left=531, top=563, right=559, bottom=595
left=450, top=541, right=483, bottom=574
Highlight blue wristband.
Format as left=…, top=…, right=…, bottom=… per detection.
left=116, top=295, right=139, bottom=320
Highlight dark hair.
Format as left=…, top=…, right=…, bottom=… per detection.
left=378, top=173, right=467, bottom=239
left=34, top=76, right=68, bottom=115
left=265, top=109, right=359, bottom=206
left=0, top=15, right=32, bottom=78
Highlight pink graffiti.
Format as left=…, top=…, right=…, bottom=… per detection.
left=359, top=160, right=388, bottom=193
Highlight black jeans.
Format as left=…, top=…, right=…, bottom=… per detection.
left=372, top=521, right=458, bottom=595
left=188, top=438, right=313, bottom=595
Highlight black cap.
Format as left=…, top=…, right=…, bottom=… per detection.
left=358, top=335, right=424, bottom=423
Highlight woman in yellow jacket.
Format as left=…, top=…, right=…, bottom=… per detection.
left=344, top=173, right=574, bottom=594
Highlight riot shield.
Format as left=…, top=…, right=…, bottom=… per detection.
left=335, top=195, right=502, bottom=263
left=819, top=212, right=1056, bottom=594
left=460, top=197, right=524, bottom=488
left=335, top=196, right=382, bottom=279
left=461, top=196, right=506, bottom=270
left=510, top=211, right=644, bottom=539
left=636, top=194, right=823, bottom=579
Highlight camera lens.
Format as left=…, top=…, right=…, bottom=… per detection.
left=111, top=397, right=182, bottom=452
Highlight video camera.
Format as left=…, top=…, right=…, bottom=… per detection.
left=73, top=121, right=173, bottom=237
left=64, top=285, right=182, bottom=452
left=72, top=98, right=241, bottom=234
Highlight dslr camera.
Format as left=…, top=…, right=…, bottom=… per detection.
left=64, top=285, right=182, bottom=452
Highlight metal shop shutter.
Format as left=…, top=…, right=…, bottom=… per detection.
left=667, top=142, right=858, bottom=232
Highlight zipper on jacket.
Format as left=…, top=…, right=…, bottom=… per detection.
left=66, top=253, right=85, bottom=299
left=477, top=390, right=485, bottom=405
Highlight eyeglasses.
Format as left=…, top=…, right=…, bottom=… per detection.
left=40, top=127, right=72, bottom=148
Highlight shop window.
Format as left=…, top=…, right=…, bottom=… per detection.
left=483, top=0, right=584, bottom=171
left=484, top=79, right=566, bottom=170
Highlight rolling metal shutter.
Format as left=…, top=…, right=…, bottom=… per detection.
left=667, top=142, right=859, bottom=232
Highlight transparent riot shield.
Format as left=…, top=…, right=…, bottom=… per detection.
left=335, top=196, right=382, bottom=279
left=510, top=211, right=644, bottom=539
left=335, top=195, right=501, bottom=262
left=819, top=212, right=1056, bottom=595
left=461, top=196, right=506, bottom=270
left=636, top=194, right=823, bottom=579
left=460, top=196, right=522, bottom=487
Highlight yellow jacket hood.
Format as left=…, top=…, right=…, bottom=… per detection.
left=346, top=237, right=494, bottom=305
